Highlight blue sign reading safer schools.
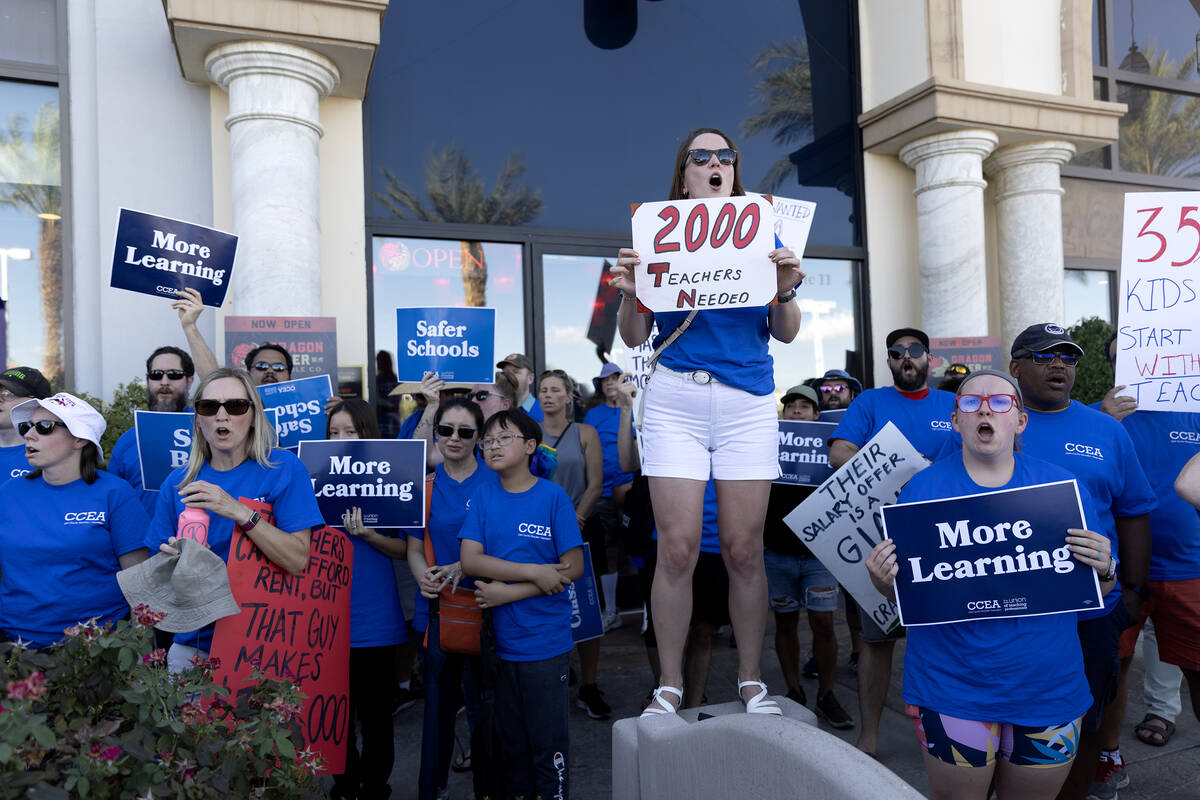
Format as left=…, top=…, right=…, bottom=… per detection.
left=298, top=439, right=427, bottom=529
left=395, top=307, right=495, bottom=383
left=110, top=208, right=237, bottom=307
left=882, top=480, right=1103, bottom=626
left=774, top=420, right=837, bottom=486
left=569, top=543, right=604, bottom=643
left=134, top=411, right=194, bottom=492
left=256, top=375, right=332, bottom=451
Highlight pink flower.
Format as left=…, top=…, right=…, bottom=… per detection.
left=88, top=743, right=122, bottom=762
left=141, top=648, right=167, bottom=665
left=5, top=671, right=47, bottom=701
left=265, top=696, right=303, bottom=724
left=132, top=604, right=167, bottom=627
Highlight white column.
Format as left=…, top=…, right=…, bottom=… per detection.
left=205, top=41, right=340, bottom=316
left=898, top=130, right=998, bottom=338
left=984, top=141, right=1076, bottom=349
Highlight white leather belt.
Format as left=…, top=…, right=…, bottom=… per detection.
left=654, top=364, right=714, bottom=385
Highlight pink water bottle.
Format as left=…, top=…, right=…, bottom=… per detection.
left=177, top=507, right=210, bottom=547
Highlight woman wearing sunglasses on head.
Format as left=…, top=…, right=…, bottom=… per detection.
left=609, top=127, right=805, bottom=716
left=865, top=370, right=1116, bottom=800
left=0, top=394, right=149, bottom=648
left=324, top=398, right=408, bottom=800
left=406, top=397, right=496, bottom=800
left=145, top=368, right=324, bottom=672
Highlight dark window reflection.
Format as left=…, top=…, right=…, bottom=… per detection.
left=1116, top=84, right=1200, bottom=176
left=1110, top=0, right=1199, bottom=84
left=366, top=0, right=860, bottom=247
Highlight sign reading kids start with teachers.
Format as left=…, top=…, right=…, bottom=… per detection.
left=109, top=208, right=237, bottom=307
left=630, top=195, right=777, bottom=313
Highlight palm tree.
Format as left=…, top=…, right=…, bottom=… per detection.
left=0, top=102, right=62, bottom=382
left=1117, top=48, right=1200, bottom=178
left=740, top=39, right=815, bottom=193
left=374, top=147, right=542, bottom=306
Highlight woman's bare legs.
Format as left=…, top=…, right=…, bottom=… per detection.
left=715, top=478, right=772, bottom=700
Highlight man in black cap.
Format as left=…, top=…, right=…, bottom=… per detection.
left=826, top=326, right=957, bottom=756
left=1007, top=322, right=1155, bottom=800
left=0, top=366, right=53, bottom=481
left=811, top=369, right=861, bottom=412
left=497, top=353, right=543, bottom=422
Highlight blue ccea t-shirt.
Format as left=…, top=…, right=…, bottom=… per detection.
left=109, top=427, right=157, bottom=514
left=346, top=531, right=408, bottom=648
left=0, top=472, right=149, bottom=648
left=0, top=443, right=30, bottom=484
left=458, top=478, right=583, bottom=661
left=831, top=386, right=957, bottom=460
left=583, top=404, right=636, bottom=496
left=899, top=453, right=1098, bottom=726
left=653, top=307, right=773, bottom=395
left=145, top=450, right=325, bottom=652
left=406, top=462, right=501, bottom=633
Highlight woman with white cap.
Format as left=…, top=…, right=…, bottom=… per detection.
left=0, top=393, right=149, bottom=648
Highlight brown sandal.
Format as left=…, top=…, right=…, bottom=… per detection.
left=1134, top=713, right=1175, bottom=747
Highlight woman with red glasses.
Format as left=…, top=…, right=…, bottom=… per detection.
left=145, top=368, right=323, bottom=672
left=866, top=369, right=1116, bottom=799
left=609, top=126, right=805, bottom=716
left=0, top=393, right=149, bottom=648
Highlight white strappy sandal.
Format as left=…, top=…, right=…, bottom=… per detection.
left=738, top=680, right=783, bottom=716
left=641, top=685, right=683, bottom=717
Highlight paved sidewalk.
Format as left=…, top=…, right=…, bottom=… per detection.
left=380, top=609, right=1198, bottom=799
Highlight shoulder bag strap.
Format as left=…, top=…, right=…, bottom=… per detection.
left=635, top=308, right=699, bottom=431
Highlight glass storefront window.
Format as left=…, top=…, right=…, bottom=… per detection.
left=0, top=79, right=62, bottom=382
left=1111, top=0, right=1199, bottom=84
left=1116, top=84, right=1200, bottom=176
left=1064, top=269, right=1113, bottom=327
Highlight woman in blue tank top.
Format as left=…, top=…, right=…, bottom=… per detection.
left=610, top=127, right=806, bottom=716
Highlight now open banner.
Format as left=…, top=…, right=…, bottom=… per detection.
left=109, top=208, right=236, bottom=307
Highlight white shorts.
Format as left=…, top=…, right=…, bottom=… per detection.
left=640, top=366, right=781, bottom=481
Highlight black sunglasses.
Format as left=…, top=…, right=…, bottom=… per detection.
left=18, top=419, right=69, bottom=436
left=194, top=398, right=254, bottom=416
left=685, top=148, right=737, bottom=166
left=470, top=390, right=495, bottom=402
left=887, top=343, right=927, bottom=360
left=435, top=424, right=478, bottom=440
left=251, top=361, right=288, bottom=373
left=147, top=369, right=189, bottom=381
left=1020, top=351, right=1080, bottom=367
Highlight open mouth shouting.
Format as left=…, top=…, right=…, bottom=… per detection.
left=974, top=420, right=995, bottom=443
left=708, top=172, right=723, bottom=190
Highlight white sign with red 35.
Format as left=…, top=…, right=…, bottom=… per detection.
left=629, top=195, right=777, bottom=313
left=1116, top=191, right=1200, bottom=412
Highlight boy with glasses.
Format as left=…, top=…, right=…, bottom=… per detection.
left=0, top=366, right=53, bottom=482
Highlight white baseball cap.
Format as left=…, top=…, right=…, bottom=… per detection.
left=11, top=393, right=107, bottom=460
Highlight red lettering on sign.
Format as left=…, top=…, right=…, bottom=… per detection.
left=653, top=207, right=680, bottom=253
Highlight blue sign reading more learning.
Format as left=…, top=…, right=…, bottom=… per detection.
left=256, top=375, right=332, bottom=451
left=882, top=480, right=1103, bottom=627
left=569, top=543, right=604, bottom=643
left=134, top=411, right=194, bottom=492
left=110, top=208, right=237, bottom=307
left=395, top=307, right=495, bottom=383
left=774, top=420, right=837, bottom=486
left=298, top=439, right=427, bottom=528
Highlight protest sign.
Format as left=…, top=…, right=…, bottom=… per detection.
left=774, top=420, right=837, bottom=487
left=337, top=365, right=363, bottom=398
left=586, top=260, right=621, bottom=359
left=225, top=316, right=338, bottom=383
left=211, top=508, right=351, bottom=774
left=882, top=480, right=1102, bottom=626
left=818, top=408, right=846, bottom=423
left=929, top=337, right=1004, bottom=388
left=630, top=196, right=776, bottom=313
left=133, top=411, right=193, bottom=492
left=568, top=543, right=604, bottom=643
left=257, top=375, right=332, bottom=451
left=297, top=438, right=427, bottom=529
left=1115, top=191, right=1200, bottom=411
left=109, top=208, right=236, bottom=307
left=783, top=422, right=928, bottom=634
left=394, top=307, right=496, bottom=383
left=770, top=195, right=817, bottom=256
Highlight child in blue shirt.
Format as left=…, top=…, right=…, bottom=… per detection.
left=460, top=409, right=583, bottom=800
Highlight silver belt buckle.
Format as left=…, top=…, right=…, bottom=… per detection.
left=690, top=370, right=713, bottom=385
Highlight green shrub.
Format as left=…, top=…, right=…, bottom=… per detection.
left=71, top=381, right=147, bottom=459
left=1068, top=317, right=1116, bottom=406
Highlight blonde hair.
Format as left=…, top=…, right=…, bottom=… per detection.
left=178, top=368, right=278, bottom=486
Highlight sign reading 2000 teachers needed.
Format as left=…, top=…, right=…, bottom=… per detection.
left=110, top=208, right=237, bottom=307
left=395, top=307, right=495, bottom=383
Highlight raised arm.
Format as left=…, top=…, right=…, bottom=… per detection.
left=612, top=248, right=653, bottom=347
left=172, top=288, right=220, bottom=379
left=766, top=247, right=805, bottom=343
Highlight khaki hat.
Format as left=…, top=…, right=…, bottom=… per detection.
left=116, top=539, right=241, bottom=633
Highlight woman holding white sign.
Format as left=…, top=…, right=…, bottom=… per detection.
left=865, top=370, right=1116, bottom=799
left=610, top=127, right=805, bottom=716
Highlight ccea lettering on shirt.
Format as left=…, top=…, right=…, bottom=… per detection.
left=0, top=444, right=31, bottom=484
left=831, top=386, right=958, bottom=461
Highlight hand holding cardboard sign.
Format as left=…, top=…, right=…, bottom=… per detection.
left=769, top=247, right=806, bottom=296
left=611, top=248, right=639, bottom=297
left=865, top=539, right=899, bottom=601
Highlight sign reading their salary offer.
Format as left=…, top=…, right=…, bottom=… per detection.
left=882, top=480, right=1103, bottom=626
left=630, top=196, right=777, bottom=313
left=783, top=423, right=928, bottom=634
left=257, top=375, right=332, bottom=451
left=224, top=316, right=338, bottom=384
left=297, top=438, right=427, bottom=529
left=394, top=307, right=496, bottom=383
left=133, top=411, right=194, bottom=492
left=774, top=420, right=836, bottom=487
left=211, top=505, right=352, bottom=774
left=1115, top=191, right=1200, bottom=412
left=110, top=208, right=237, bottom=307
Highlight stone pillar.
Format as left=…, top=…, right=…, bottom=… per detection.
left=205, top=41, right=340, bottom=316
left=984, top=141, right=1076, bottom=349
left=898, top=130, right=998, bottom=338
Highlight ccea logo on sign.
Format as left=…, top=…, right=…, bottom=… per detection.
left=1064, top=442, right=1104, bottom=459
left=967, top=599, right=1000, bottom=611
left=64, top=511, right=106, bottom=524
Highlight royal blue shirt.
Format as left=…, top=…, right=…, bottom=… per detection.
left=583, top=404, right=636, bottom=496
left=347, top=532, right=408, bottom=648
left=109, top=427, right=157, bottom=514
left=398, top=408, right=423, bottom=441
left=831, top=386, right=957, bottom=460
left=458, top=478, right=583, bottom=661
left=520, top=394, right=545, bottom=423
left=899, top=454, right=1098, bottom=726
left=0, top=472, right=149, bottom=648
left=652, top=306, right=774, bottom=395
left=0, top=443, right=30, bottom=484
left=145, top=450, right=325, bottom=651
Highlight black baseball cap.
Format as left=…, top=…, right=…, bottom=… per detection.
left=1010, top=323, right=1084, bottom=358
left=0, top=366, right=53, bottom=399
left=886, top=327, right=930, bottom=350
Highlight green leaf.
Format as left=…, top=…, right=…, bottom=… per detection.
left=0, top=742, right=12, bottom=761
left=31, top=724, right=56, bottom=747
left=273, top=730, right=296, bottom=759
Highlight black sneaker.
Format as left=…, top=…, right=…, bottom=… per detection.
left=392, top=686, right=416, bottom=716
left=816, top=691, right=854, bottom=729
left=577, top=683, right=612, bottom=720
left=786, top=686, right=807, bottom=707
left=802, top=655, right=818, bottom=679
